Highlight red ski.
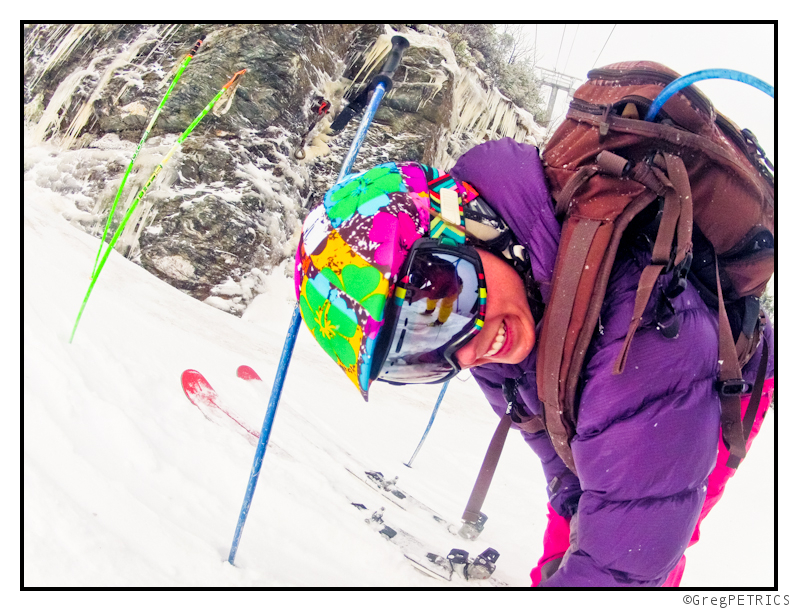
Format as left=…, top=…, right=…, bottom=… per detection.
left=236, top=365, right=262, bottom=381
left=181, top=369, right=260, bottom=440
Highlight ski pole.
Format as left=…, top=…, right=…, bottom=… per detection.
left=404, top=380, right=449, bottom=468
left=227, top=35, right=409, bottom=566
left=227, top=304, right=301, bottom=565
left=70, top=69, right=247, bottom=343
left=92, top=37, right=204, bottom=278
left=336, top=35, right=410, bottom=182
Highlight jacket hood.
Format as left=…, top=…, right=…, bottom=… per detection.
left=450, top=138, right=559, bottom=388
left=450, top=138, right=561, bottom=305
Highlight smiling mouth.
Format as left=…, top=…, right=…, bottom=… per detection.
left=483, top=320, right=507, bottom=358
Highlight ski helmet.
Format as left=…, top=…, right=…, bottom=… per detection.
left=295, top=161, right=522, bottom=400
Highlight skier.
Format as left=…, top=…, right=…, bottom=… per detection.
left=294, top=138, right=774, bottom=587
left=413, top=258, right=464, bottom=327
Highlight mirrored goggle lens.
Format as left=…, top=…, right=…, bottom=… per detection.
left=376, top=247, right=485, bottom=384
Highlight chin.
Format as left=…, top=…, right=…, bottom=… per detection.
left=506, top=343, right=533, bottom=364
left=503, top=322, right=535, bottom=364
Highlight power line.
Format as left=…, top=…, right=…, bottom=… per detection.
left=592, top=24, right=616, bottom=69
left=563, top=24, right=579, bottom=75
left=554, top=24, right=566, bottom=73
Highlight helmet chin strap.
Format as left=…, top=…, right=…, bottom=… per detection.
left=501, top=242, right=529, bottom=271
left=494, top=238, right=545, bottom=322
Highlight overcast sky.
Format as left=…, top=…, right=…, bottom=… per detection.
left=520, top=23, right=774, bottom=158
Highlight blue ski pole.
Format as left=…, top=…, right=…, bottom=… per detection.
left=228, top=35, right=410, bottom=566
left=228, top=304, right=301, bottom=565
left=404, top=380, right=449, bottom=468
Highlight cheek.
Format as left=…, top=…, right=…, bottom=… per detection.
left=484, top=291, right=505, bottom=325
left=453, top=335, right=478, bottom=368
left=483, top=262, right=525, bottom=319
left=520, top=320, right=536, bottom=356
left=482, top=256, right=536, bottom=351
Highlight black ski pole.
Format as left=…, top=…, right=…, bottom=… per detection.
left=330, top=35, right=410, bottom=134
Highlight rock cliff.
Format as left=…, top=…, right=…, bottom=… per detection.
left=24, top=23, right=545, bottom=315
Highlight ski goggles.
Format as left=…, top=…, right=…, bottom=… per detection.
left=371, top=239, right=487, bottom=385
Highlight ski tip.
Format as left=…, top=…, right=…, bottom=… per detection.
left=181, top=369, right=201, bottom=383
left=236, top=365, right=262, bottom=381
left=181, top=369, right=210, bottom=399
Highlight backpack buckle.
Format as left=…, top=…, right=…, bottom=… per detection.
left=502, top=378, right=519, bottom=406
left=664, top=251, right=692, bottom=297
left=655, top=290, right=680, bottom=339
left=717, top=379, right=753, bottom=396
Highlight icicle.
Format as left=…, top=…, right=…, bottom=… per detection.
left=415, top=71, right=449, bottom=112
left=30, top=65, right=95, bottom=144
left=348, top=33, right=394, bottom=95
left=138, top=23, right=179, bottom=71
left=25, top=24, right=94, bottom=96
left=113, top=136, right=179, bottom=256
left=431, top=58, right=546, bottom=169
left=60, top=26, right=163, bottom=151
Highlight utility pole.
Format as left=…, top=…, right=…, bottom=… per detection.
left=538, top=67, right=578, bottom=127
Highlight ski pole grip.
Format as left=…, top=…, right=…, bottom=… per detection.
left=370, top=35, right=410, bottom=93
left=189, top=36, right=205, bottom=56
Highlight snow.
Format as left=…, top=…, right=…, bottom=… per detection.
left=22, top=130, right=777, bottom=604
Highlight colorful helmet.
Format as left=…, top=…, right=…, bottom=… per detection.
left=295, top=161, right=512, bottom=400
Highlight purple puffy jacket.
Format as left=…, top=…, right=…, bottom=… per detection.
left=450, top=138, right=774, bottom=587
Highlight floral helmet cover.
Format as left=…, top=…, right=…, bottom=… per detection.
left=294, top=161, right=487, bottom=400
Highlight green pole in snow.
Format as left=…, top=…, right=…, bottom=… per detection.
left=91, top=37, right=204, bottom=278
left=70, top=69, right=247, bottom=343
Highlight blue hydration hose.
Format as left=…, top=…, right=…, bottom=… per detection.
left=644, top=69, right=774, bottom=122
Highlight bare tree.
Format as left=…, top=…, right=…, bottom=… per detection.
left=498, top=24, right=538, bottom=66
left=435, top=24, right=545, bottom=115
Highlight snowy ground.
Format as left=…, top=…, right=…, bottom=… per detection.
left=22, top=135, right=776, bottom=604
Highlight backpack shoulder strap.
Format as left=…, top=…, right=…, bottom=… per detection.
left=539, top=150, right=692, bottom=476
left=716, top=259, right=750, bottom=468
left=742, top=320, right=770, bottom=443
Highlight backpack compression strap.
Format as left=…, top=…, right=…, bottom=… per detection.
left=613, top=153, right=693, bottom=373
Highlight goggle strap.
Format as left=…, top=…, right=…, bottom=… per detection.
left=429, top=216, right=466, bottom=244
left=427, top=172, right=480, bottom=204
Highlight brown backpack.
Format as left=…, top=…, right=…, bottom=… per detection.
left=459, top=62, right=773, bottom=532
left=537, top=61, right=774, bottom=474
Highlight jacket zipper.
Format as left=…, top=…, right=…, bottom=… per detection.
left=569, top=96, right=676, bottom=125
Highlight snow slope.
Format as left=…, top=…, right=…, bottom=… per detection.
left=23, top=135, right=775, bottom=598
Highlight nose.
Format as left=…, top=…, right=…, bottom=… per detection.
left=454, top=337, right=479, bottom=369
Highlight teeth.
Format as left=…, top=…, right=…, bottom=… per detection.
left=484, top=321, right=507, bottom=358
